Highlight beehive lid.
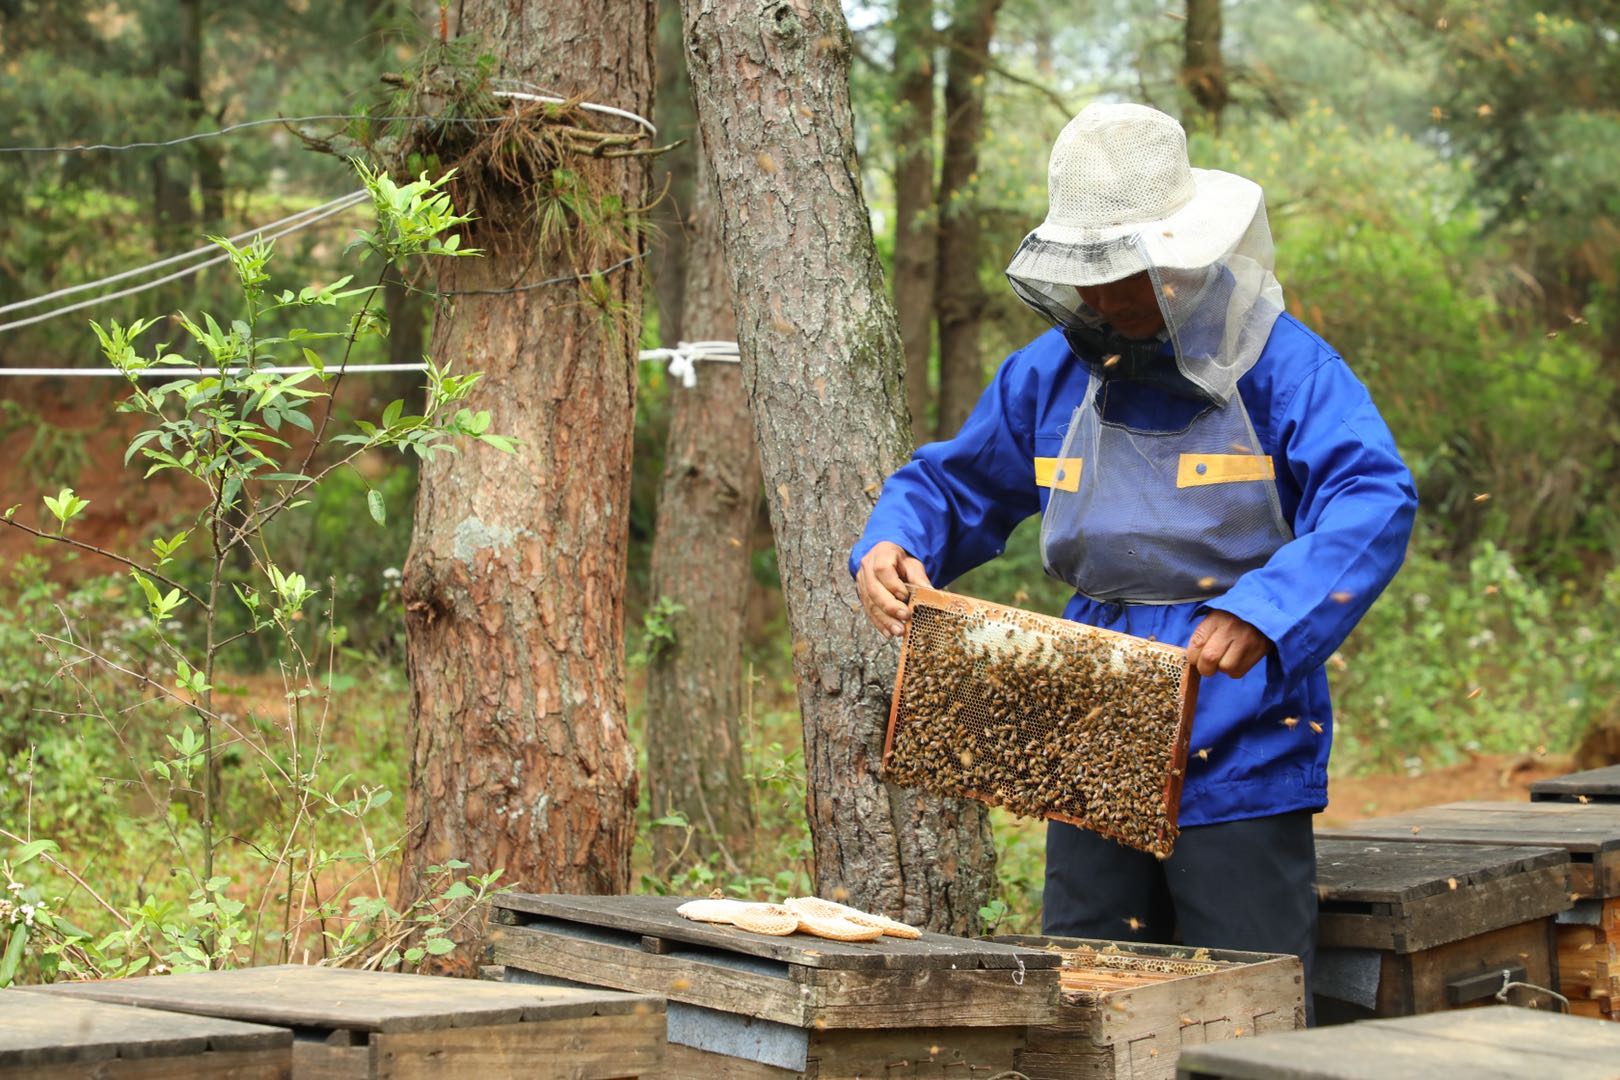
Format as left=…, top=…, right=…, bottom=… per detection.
left=493, top=893, right=1062, bottom=971
left=1315, top=839, right=1570, bottom=953
left=1533, top=764, right=1620, bottom=803
left=29, top=964, right=662, bottom=1034
left=1175, top=1005, right=1620, bottom=1080
left=1322, top=801, right=1620, bottom=899
left=884, top=586, right=1196, bottom=856
left=0, top=987, right=289, bottom=1069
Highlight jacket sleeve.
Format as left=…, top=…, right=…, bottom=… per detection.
left=849, top=351, right=1042, bottom=586
left=1203, top=357, right=1418, bottom=688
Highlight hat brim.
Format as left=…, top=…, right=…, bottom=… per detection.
left=1005, top=169, right=1263, bottom=288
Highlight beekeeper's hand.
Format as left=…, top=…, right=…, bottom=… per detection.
left=856, top=541, right=932, bottom=638
left=1186, top=610, right=1273, bottom=678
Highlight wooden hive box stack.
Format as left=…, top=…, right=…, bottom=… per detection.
left=486, top=893, right=1063, bottom=1078
left=1532, top=766, right=1620, bottom=1020
left=1312, top=838, right=1571, bottom=1020
left=1323, top=800, right=1620, bottom=1020
left=989, top=936, right=1304, bottom=1080
left=1, top=987, right=292, bottom=1079
left=24, top=964, right=665, bottom=1079
left=1174, top=1005, right=1620, bottom=1080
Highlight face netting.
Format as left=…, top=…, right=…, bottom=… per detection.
left=1004, top=104, right=1287, bottom=405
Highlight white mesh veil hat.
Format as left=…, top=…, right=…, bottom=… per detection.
left=1006, top=102, right=1286, bottom=403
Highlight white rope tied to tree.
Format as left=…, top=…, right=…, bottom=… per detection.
left=639, top=341, right=741, bottom=387
left=0, top=343, right=740, bottom=381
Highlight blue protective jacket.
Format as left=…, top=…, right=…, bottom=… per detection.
left=850, top=315, right=1417, bottom=826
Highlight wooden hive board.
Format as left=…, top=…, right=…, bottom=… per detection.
left=1533, top=764, right=1620, bottom=803
left=1175, top=1005, right=1620, bottom=1079
left=1314, top=839, right=1570, bottom=953
left=489, top=893, right=1062, bottom=1078
left=989, top=937, right=1302, bottom=1080
left=1320, top=801, right=1620, bottom=899
left=1, top=987, right=291, bottom=1079
left=28, top=965, right=665, bottom=1079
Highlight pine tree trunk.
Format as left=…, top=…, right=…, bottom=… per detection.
left=652, top=0, right=696, bottom=343
left=934, top=0, right=1002, bottom=439
left=646, top=152, right=760, bottom=872
left=683, top=0, right=995, bottom=932
left=400, top=0, right=653, bottom=945
left=892, top=0, right=937, bottom=446
left=1183, top=0, right=1228, bottom=131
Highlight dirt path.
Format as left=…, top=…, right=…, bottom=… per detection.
left=1320, top=751, right=1575, bottom=828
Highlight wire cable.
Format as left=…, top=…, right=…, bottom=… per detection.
left=0, top=193, right=370, bottom=335
left=0, top=91, right=657, bottom=155
left=0, top=190, right=368, bottom=316
left=0, top=344, right=740, bottom=380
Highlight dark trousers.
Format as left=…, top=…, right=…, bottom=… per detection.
left=1043, top=810, right=1318, bottom=1023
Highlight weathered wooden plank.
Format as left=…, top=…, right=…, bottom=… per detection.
left=1317, top=859, right=1570, bottom=953
left=1322, top=801, right=1620, bottom=898
left=1533, top=765, right=1620, bottom=802
left=806, top=967, right=1061, bottom=1029
left=0, top=989, right=290, bottom=1068
left=491, top=893, right=1060, bottom=971
left=290, top=1042, right=373, bottom=1080
left=1175, top=1020, right=1618, bottom=1080
left=489, top=919, right=814, bottom=1027
left=985, top=937, right=1301, bottom=1080
left=1, top=1048, right=291, bottom=1080
left=1384, top=1003, right=1620, bottom=1056
left=1376, top=918, right=1555, bottom=1015
left=374, top=1012, right=665, bottom=1080
left=805, top=1025, right=1026, bottom=1077
left=28, top=965, right=652, bottom=1034
left=1314, top=840, right=1567, bottom=903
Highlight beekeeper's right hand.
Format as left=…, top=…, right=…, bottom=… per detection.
left=856, top=541, right=932, bottom=638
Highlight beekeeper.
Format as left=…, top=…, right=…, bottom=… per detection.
left=851, top=102, right=1416, bottom=1004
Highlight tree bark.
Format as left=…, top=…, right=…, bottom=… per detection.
left=645, top=152, right=760, bottom=873
left=1183, top=0, right=1228, bottom=132
left=934, top=0, right=1002, bottom=440
left=651, top=0, right=696, bottom=344
left=892, top=0, right=937, bottom=446
left=683, top=0, right=995, bottom=932
left=400, top=0, right=653, bottom=944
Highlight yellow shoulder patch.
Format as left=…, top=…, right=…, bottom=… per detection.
left=1177, top=453, right=1276, bottom=488
left=1035, top=457, right=1083, bottom=492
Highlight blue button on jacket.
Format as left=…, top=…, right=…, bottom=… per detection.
left=850, top=315, right=1418, bottom=826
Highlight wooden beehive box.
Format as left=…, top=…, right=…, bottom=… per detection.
left=988, top=936, right=1303, bottom=1080
left=1324, top=801, right=1620, bottom=1021
left=1175, top=1005, right=1620, bottom=1080
left=1, top=987, right=292, bottom=1079
left=1312, top=838, right=1570, bottom=1021
left=26, top=964, right=665, bottom=1079
left=1533, top=764, right=1620, bottom=804
left=487, top=893, right=1062, bottom=1078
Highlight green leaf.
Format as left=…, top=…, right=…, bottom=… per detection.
left=12, top=838, right=58, bottom=867
left=404, top=946, right=425, bottom=965
left=424, top=936, right=456, bottom=956
left=367, top=489, right=386, bottom=526
left=0, top=926, right=27, bottom=987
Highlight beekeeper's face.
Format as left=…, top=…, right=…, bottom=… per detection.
left=1077, top=272, right=1165, bottom=340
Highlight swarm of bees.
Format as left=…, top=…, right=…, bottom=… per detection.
left=884, top=595, right=1189, bottom=857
